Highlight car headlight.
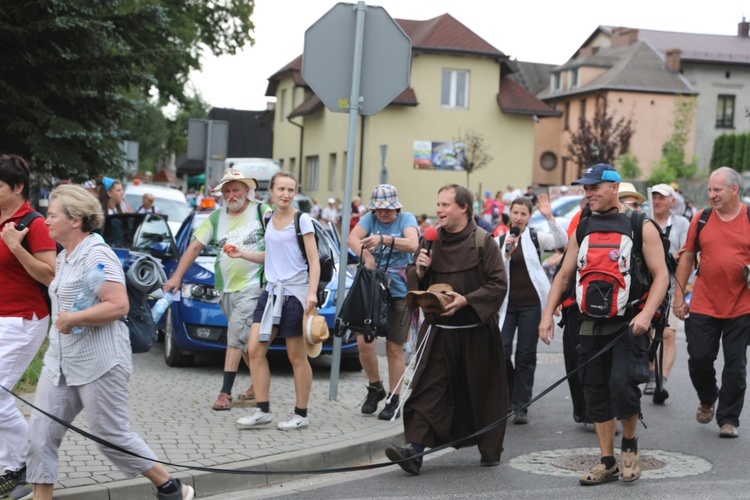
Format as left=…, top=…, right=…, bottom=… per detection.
left=182, top=283, right=221, bottom=303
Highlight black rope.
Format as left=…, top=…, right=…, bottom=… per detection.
left=1, top=326, right=631, bottom=476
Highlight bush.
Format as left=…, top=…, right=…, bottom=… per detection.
left=617, top=150, right=641, bottom=179
left=13, top=338, right=48, bottom=394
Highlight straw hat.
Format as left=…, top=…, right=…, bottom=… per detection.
left=303, top=309, right=329, bottom=358
left=405, top=284, right=455, bottom=314
left=617, top=182, right=645, bottom=203
left=212, top=168, right=259, bottom=196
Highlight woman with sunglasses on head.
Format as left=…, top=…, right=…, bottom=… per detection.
left=618, top=182, right=645, bottom=212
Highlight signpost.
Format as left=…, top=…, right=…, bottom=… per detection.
left=187, top=119, right=229, bottom=194
left=303, top=2, right=411, bottom=399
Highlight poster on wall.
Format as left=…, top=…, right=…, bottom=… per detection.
left=413, top=140, right=467, bottom=170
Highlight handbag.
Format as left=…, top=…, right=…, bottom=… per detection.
left=335, top=239, right=394, bottom=343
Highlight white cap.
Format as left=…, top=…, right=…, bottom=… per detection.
left=328, top=197, right=336, bottom=204
left=651, top=183, right=675, bottom=197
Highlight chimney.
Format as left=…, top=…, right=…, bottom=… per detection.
left=739, top=17, right=750, bottom=37
left=611, top=27, right=639, bottom=47
left=578, top=46, right=599, bottom=58
left=666, top=49, right=682, bottom=73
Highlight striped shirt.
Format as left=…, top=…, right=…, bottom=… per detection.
left=43, top=235, right=133, bottom=386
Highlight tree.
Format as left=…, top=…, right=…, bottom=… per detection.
left=567, top=95, right=634, bottom=176
left=616, top=150, right=641, bottom=179
left=654, top=97, right=697, bottom=180
left=453, top=128, right=493, bottom=190
left=0, top=0, right=254, bottom=182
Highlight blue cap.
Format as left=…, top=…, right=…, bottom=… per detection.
left=571, top=163, right=621, bottom=185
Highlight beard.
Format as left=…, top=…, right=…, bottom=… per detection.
left=226, top=197, right=245, bottom=212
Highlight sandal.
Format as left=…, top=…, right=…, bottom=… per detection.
left=212, top=392, right=233, bottom=411
left=579, top=462, right=619, bottom=485
left=237, top=385, right=255, bottom=402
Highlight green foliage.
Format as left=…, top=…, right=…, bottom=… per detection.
left=0, top=0, right=254, bottom=183
left=567, top=96, right=634, bottom=175
left=732, top=134, right=746, bottom=171
left=616, top=150, right=641, bottom=179
left=657, top=97, right=697, bottom=179
left=647, top=162, right=677, bottom=185
left=14, top=338, right=48, bottom=394
left=710, top=135, right=724, bottom=170
left=721, top=134, right=735, bottom=168
left=743, top=134, right=750, bottom=173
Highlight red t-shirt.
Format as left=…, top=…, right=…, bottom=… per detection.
left=684, top=205, right=750, bottom=318
left=0, top=203, right=57, bottom=319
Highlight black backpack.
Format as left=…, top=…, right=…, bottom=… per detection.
left=17, top=211, right=63, bottom=311
left=121, top=282, right=158, bottom=353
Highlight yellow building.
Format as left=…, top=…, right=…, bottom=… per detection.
left=267, top=13, right=556, bottom=216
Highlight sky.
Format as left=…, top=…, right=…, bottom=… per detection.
left=189, top=0, right=748, bottom=111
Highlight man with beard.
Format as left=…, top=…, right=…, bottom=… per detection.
left=164, top=168, right=270, bottom=410
left=385, top=184, right=508, bottom=474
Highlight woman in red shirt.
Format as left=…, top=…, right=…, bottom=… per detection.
left=0, top=154, right=56, bottom=496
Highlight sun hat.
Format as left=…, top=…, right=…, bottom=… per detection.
left=618, top=182, right=646, bottom=203
left=303, top=309, right=330, bottom=358
left=571, top=163, right=621, bottom=185
left=212, top=168, right=259, bottom=196
left=368, top=184, right=403, bottom=210
left=651, top=183, right=676, bottom=198
left=405, top=284, right=455, bottom=314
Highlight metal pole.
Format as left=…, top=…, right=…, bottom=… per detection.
left=330, top=1, right=366, bottom=400
left=380, top=144, right=388, bottom=184
left=203, top=120, right=213, bottom=196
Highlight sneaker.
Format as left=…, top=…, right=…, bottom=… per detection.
left=643, top=376, right=656, bottom=395
left=236, top=408, right=273, bottom=429
left=719, top=423, right=739, bottom=438
left=696, top=401, right=715, bottom=424
left=361, top=382, right=386, bottom=415
left=155, top=478, right=195, bottom=500
left=480, top=457, right=500, bottom=467
left=9, top=467, right=31, bottom=500
left=513, top=408, right=529, bottom=425
left=385, top=444, right=423, bottom=475
left=277, top=413, right=309, bottom=430
left=0, top=468, right=23, bottom=498
left=378, top=396, right=400, bottom=421
left=619, top=446, right=641, bottom=482
left=579, top=462, right=620, bottom=485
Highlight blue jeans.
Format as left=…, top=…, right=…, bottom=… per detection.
left=502, top=305, right=541, bottom=407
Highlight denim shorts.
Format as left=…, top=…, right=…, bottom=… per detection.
left=252, top=290, right=305, bottom=338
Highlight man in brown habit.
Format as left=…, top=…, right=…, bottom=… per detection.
left=386, top=184, right=508, bottom=474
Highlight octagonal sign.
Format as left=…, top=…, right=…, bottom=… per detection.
left=303, top=2, right=411, bottom=116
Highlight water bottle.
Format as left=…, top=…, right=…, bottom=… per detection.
left=71, top=263, right=106, bottom=335
left=151, top=292, right=174, bottom=322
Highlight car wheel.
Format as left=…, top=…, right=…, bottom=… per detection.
left=341, top=354, right=362, bottom=371
left=164, top=308, right=194, bottom=367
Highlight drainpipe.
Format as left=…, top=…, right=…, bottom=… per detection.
left=357, top=115, right=366, bottom=195
left=288, top=117, right=304, bottom=192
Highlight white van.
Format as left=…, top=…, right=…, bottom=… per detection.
left=124, top=183, right=190, bottom=235
left=225, top=158, right=280, bottom=191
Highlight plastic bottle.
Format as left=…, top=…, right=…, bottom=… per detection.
left=151, top=293, right=174, bottom=322
left=71, top=263, right=106, bottom=335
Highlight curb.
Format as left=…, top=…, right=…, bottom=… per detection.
left=53, top=425, right=404, bottom=499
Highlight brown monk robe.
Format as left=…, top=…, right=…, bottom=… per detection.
left=404, top=219, right=508, bottom=462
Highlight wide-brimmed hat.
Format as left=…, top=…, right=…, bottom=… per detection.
left=618, top=182, right=645, bottom=203
left=368, top=184, right=402, bottom=210
left=405, top=284, right=455, bottom=314
left=303, top=309, right=329, bottom=358
left=212, top=168, right=259, bottom=196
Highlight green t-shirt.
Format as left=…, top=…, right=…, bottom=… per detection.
left=193, top=203, right=270, bottom=293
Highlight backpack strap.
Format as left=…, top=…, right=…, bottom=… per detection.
left=693, top=207, right=712, bottom=256
left=528, top=228, right=542, bottom=262
left=294, top=211, right=307, bottom=265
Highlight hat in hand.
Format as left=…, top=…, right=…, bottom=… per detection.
left=303, top=309, right=330, bottom=358
left=405, top=284, right=455, bottom=314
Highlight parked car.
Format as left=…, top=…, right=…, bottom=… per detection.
left=257, top=192, right=313, bottom=213
left=155, top=206, right=361, bottom=369
left=124, top=183, right=191, bottom=235
left=527, top=195, right=584, bottom=235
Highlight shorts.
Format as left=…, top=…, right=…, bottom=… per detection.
left=666, top=297, right=682, bottom=330
left=220, top=285, right=263, bottom=351
left=252, top=290, right=305, bottom=338
left=355, top=298, right=410, bottom=345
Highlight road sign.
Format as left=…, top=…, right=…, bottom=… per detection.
left=187, top=119, right=229, bottom=161
left=302, top=2, right=411, bottom=115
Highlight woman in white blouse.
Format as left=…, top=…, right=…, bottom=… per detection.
left=26, top=185, right=193, bottom=500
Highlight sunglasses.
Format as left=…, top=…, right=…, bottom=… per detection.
left=623, top=201, right=641, bottom=209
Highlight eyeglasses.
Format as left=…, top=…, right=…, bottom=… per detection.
left=623, top=201, right=640, bottom=209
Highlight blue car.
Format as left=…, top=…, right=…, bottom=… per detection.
left=154, top=207, right=360, bottom=368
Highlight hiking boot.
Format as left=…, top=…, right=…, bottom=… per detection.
left=0, top=468, right=23, bottom=498
left=155, top=478, right=195, bottom=500
left=513, top=408, right=529, bottom=425
left=277, top=413, right=310, bottom=430
left=236, top=408, right=273, bottom=429
left=579, top=462, right=619, bottom=485
left=361, top=382, right=386, bottom=415
left=652, top=385, right=669, bottom=405
left=643, top=375, right=656, bottom=395
left=378, top=395, right=400, bottom=421
left=696, top=402, right=715, bottom=424
left=619, top=446, right=641, bottom=482
left=385, top=444, right=423, bottom=475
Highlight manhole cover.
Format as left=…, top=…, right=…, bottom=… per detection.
left=510, top=447, right=712, bottom=479
left=551, top=453, right=666, bottom=471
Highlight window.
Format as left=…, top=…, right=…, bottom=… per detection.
left=580, top=99, right=587, bottom=121
left=564, top=102, right=571, bottom=130
left=327, top=153, right=337, bottom=191
left=551, top=73, right=562, bottom=92
left=441, top=69, right=469, bottom=108
left=292, top=87, right=298, bottom=110
left=279, top=89, right=287, bottom=122
left=306, top=156, right=319, bottom=191
left=569, top=68, right=579, bottom=89
left=716, top=95, right=735, bottom=128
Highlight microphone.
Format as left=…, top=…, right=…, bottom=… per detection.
left=506, top=226, right=521, bottom=253
left=421, top=226, right=439, bottom=272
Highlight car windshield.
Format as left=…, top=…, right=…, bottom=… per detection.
left=125, top=195, right=190, bottom=225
